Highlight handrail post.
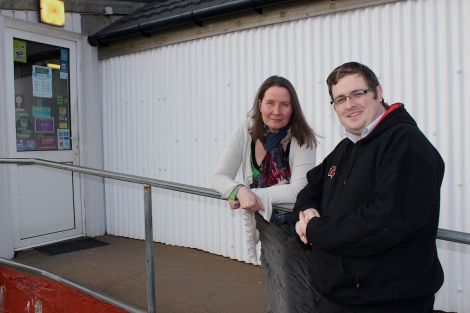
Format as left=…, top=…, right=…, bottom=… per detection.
left=144, top=184, right=156, bottom=313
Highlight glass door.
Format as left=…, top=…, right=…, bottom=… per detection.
left=5, top=27, right=82, bottom=250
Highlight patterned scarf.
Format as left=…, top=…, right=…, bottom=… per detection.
left=250, top=124, right=293, bottom=226
left=251, top=124, right=291, bottom=189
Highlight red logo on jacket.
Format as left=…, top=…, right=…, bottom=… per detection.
left=328, top=166, right=336, bottom=179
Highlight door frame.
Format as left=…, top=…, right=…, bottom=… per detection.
left=4, top=18, right=85, bottom=250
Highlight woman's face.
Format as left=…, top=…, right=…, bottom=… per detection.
left=259, top=86, right=293, bottom=132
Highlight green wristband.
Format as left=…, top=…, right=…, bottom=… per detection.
left=229, top=184, right=244, bottom=200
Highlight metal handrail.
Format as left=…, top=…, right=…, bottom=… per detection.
left=0, top=158, right=221, bottom=199
left=1, top=157, right=470, bottom=312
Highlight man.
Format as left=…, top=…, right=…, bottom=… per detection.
left=294, top=62, right=444, bottom=312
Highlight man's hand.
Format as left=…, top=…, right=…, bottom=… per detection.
left=236, top=186, right=264, bottom=212
left=296, top=208, right=320, bottom=244
left=302, top=208, right=320, bottom=221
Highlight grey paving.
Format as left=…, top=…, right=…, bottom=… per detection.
left=13, top=235, right=267, bottom=313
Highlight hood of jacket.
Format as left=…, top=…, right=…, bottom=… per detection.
left=358, top=103, right=416, bottom=145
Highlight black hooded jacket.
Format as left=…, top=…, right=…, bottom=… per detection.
left=294, top=104, right=444, bottom=304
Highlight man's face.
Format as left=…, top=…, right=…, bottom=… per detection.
left=331, top=74, right=385, bottom=140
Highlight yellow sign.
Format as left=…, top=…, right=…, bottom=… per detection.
left=39, top=0, right=65, bottom=27
left=13, top=39, right=27, bottom=63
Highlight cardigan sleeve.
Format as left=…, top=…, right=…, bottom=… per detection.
left=212, top=122, right=246, bottom=199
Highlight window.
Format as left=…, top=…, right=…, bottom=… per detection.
left=13, top=38, right=71, bottom=151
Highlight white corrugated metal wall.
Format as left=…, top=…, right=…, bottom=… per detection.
left=100, top=0, right=470, bottom=311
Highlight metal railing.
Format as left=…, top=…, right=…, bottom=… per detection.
left=1, top=157, right=470, bottom=312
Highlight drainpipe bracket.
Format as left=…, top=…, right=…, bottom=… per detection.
left=138, top=24, right=152, bottom=38
left=251, top=0, right=263, bottom=14
left=191, top=12, right=203, bottom=27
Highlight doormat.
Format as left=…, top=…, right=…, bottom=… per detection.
left=35, top=237, right=109, bottom=256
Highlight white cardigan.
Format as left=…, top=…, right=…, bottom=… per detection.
left=212, top=119, right=316, bottom=259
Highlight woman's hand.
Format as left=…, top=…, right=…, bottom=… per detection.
left=236, top=186, right=264, bottom=212
left=229, top=200, right=240, bottom=209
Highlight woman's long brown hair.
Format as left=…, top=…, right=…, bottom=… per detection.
left=249, top=75, right=317, bottom=148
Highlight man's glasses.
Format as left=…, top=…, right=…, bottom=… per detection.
left=330, top=88, right=373, bottom=106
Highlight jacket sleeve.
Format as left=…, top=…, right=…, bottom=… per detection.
left=251, top=140, right=316, bottom=212
left=292, top=159, right=325, bottom=220
left=306, top=130, right=444, bottom=257
left=211, top=123, right=245, bottom=199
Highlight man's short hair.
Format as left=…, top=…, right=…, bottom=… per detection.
left=326, top=62, right=386, bottom=107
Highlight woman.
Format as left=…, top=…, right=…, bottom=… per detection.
left=212, top=75, right=318, bottom=312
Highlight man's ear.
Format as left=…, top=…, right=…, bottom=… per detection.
left=376, top=85, right=383, bottom=101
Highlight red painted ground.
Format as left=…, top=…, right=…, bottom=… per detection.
left=0, top=267, right=125, bottom=313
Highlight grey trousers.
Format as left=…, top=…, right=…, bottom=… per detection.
left=256, top=214, right=317, bottom=313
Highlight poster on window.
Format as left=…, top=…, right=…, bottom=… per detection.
left=57, top=129, right=70, bottom=150
left=32, top=65, right=52, bottom=98
left=38, top=136, right=57, bottom=150
left=16, top=112, right=34, bottom=138
left=13, top=39, right=27, bottom=63
left=60, top=48, right=69, bottom=80
left=15, top=95, right=24, bottom=108
left=34, top=117, right=55, bottom=133
left=32, top=106, right=51, bottom=118
left=17, top=139, right=37, bottom=151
